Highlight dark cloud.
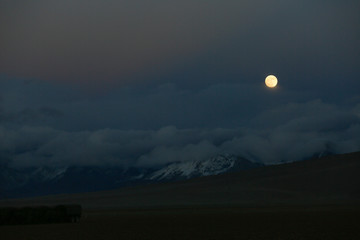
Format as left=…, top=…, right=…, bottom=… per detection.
left=251, top=100, right=359, bottom=130
left=1, top=100, right=359, bottom=168
left=0, top=107, right=63, bottom=124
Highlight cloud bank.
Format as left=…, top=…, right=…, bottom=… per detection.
left=1, top=100, right=359, bottom=168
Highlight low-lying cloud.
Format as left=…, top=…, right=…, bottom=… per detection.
left=1, top=100, right=359, bottom=168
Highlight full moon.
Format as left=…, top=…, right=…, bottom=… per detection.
left=265, top=75, right=278, bottom=88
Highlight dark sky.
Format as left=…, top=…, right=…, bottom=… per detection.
left=0, top=0, right=359, bottom=167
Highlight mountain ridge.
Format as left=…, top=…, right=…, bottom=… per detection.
left=0, top=154, right=262, bottom=199
left=1, top=151, right=359, bottom=209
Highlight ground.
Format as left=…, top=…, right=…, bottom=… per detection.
left=1, top=205, right=360, bottom=240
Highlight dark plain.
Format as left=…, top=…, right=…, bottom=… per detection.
left=1, top=205, right=359, bottom=240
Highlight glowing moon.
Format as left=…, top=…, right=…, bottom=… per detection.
left=265, top=75, right=278, bottom=88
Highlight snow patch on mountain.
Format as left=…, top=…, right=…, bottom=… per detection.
left=30, top=167, right=68, bottom=181
left=149, top=155, right=252, bottom=180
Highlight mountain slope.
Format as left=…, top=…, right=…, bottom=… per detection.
left=1, top=151, right=359, bottom=208
left=0, top=166, right=153, bottom=198
left=0, top=154, right=262, bottom=198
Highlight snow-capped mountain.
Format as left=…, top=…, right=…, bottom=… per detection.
left=0, top=154, right=262, bottom=199
left=0, top=166, right=68, bottom=190
left=0, top=166, right=152, bottom=198
left=149, top=155, right=263, bottom=181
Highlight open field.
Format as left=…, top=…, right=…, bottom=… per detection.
left=1, top=205, right=360, bottom=240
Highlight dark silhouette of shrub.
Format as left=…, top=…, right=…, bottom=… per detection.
left=0, top=204, right=82, bottom=225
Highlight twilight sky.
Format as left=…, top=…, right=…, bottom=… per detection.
left=1, top=0, right=359, bottom=168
